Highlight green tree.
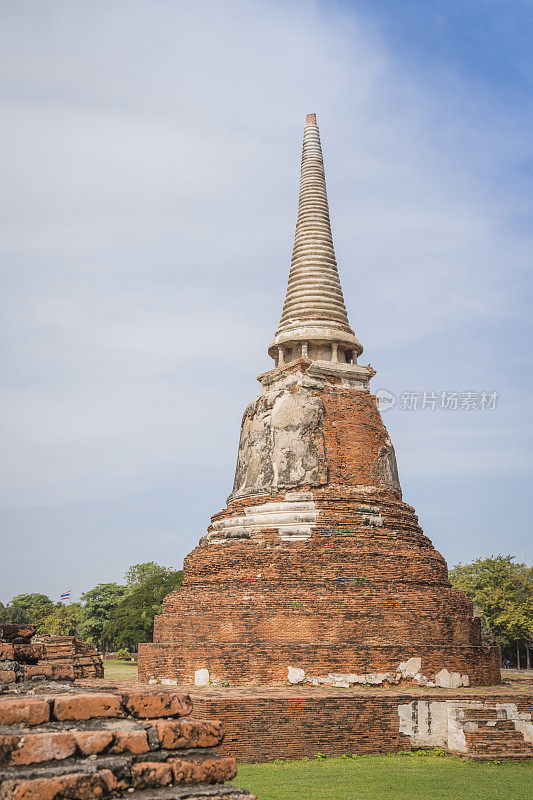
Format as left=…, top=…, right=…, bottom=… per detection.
left=124, top=562, right=169, bottom=586
left=37, top=603, right=83, bottom=636
left=1, top=561, right=183, bottom=654
left=1, top=594, right=55, bottom=625
left=449, top=555, right=533, bottom=668
left=79, top=583, right=127, bottom=652
left=103, top=563, right=183, bottom=651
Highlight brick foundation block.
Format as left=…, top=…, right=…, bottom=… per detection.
left=0, top=699, right=49, bottom=727
left=169, top=755, right=237, bottom=784
left=0, top=625, right=35, bottom=644
left=131, top=760, right=173, bottom=789
left=73, top=731, right=113, bottom=755
left=23, top=664, right=74, bottom=682
left=122, top=690, right=192, bottom=719
left=110, top=730, right=150, bottom=754
left=52, top=692, right=124, bottom=721
left=0, top=769, right=117, bottom=800
left=0, top=732, right=76, bottom=766
left=155, top=718, right=224, bottom=749
left=0, top=646, right=43, bottom=664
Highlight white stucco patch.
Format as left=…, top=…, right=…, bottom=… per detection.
left=398, top=700, right=533, bottom=754
left=288, top=666, right=306, bottom=684
left=398, top=700, right=479, bottom=752
left=194, top=668, right=209, bottom=687
left=435, top=668, right=463, bottom=688
left=303, top=660, right=472, bottom=691
left=207, top=495, right=317, bottom=543
left=398, top=657, right=421, bottom=678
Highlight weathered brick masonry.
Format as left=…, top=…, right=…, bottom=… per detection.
left=138, top=114, right=499, bottom=688
left=0, top=626, right=103, bottom=686
left=189, top=686, right=533, bottom=762
left=35, top=636, right=103, bottom=679
left=0, top=625, right=75, bottom=689
left=0, top=688, right=255, bottom=799
left=0, top=628, right=255, bottom=799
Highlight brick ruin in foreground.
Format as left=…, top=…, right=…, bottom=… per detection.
left=139, top=114, right=499, bottom=688
left=35, top=636, right=104, bottom=679
left=0, top=626, right=255, bottom=799
left=0, top=625, right=103, bottom=682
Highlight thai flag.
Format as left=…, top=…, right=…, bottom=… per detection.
left=60, top=590, right=71, bottom=601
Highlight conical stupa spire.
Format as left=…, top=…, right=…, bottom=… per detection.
left=268, top=114, right=363, bottom=366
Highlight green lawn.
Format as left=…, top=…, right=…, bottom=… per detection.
left=103, top=659, right=138, bottom=681
left=236, top=753, right=533, bottom=800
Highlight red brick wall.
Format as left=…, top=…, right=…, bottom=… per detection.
left=139, top=642, right=498, bottom=686
left=190, top=689, right=533, bottom=762
left=321, top=387, right=393, bottom=487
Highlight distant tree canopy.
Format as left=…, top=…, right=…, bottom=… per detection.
left=79, top=583, right=128, bottom=652
left=101, top=562, right=183, bottom=652
left=449, top=555, right=533, bottom=667
left=0, top=561, right=183, bottom=653
left=0, top=593, right=82, bottom=636
left=1, top=594, right=55, bottom=624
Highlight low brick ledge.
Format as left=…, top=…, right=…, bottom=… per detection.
left=76, top=678, right=533, bottom=702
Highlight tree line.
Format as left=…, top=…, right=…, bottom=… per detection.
left=448, top=555, right=532, bottom=668
left=0, top=562, right=183, bottom=653
left=0, top=555, right=531, bottom=666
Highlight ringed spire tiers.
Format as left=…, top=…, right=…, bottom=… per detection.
left=268, top=113, right=363, bottom=367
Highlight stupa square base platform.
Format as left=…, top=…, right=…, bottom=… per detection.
left=79, top=679, right=533, bottom=763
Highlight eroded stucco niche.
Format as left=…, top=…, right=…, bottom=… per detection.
left=373, top=439, right=402, bottom=495
left=230, top=387, right=327, bottom=500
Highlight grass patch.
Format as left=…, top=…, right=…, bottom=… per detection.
left=103, top=659, right=138, bottom=681
left=236, top=753, right=533, bottom=800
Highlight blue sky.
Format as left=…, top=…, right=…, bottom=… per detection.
left=1, top=0, right=532, bottom=602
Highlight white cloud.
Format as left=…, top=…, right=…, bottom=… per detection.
left=0, top=1, right=531, bottom=596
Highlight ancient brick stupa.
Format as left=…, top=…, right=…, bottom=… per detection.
left=139, top=114, right=499, bottom=688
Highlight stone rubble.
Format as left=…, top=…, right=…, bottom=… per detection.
left=0, top=626, right=75, bottom=692
left=1, top=627, right=103, bottom=692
